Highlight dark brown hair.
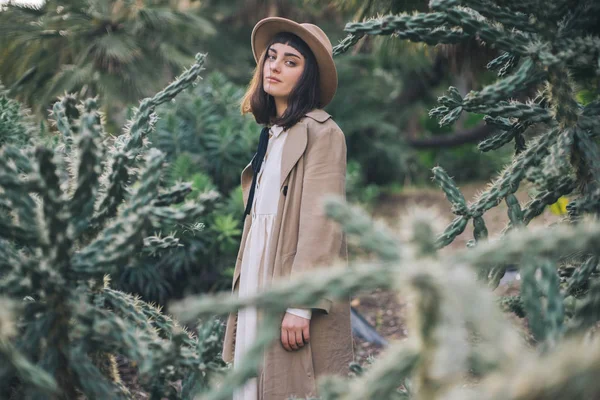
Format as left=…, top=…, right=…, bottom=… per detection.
left=240, top=31, right=320, bottom=130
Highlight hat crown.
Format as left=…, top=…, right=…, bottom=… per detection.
left=299, top=24, right=333, bottom=55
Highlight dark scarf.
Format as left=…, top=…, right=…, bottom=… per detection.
left=242, top=126, right=271, bottom=223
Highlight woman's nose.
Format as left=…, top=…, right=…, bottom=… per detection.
left=269, top=58, right=281, bottom=71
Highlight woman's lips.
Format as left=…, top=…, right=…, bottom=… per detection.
left=266, top=77, right=281, bottom=83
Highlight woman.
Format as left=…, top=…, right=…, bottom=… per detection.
left=221, top=17, right=354, bottom=400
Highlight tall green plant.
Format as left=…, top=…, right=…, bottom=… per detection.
left=0, top=53, right=228, bottom=399
left=0, top=0, right=215, bottom=119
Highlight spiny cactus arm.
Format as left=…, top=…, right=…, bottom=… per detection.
left=102, top=289, right=160, bottom=337
left=68, top=347, right=131, bottom=400
left=332, top=33, right=364, bottom=56
left=540, top=261, right=565, bottom=347
left=542, top=131, right=576, bottom=189
left=432, top=167, right=468, bottom=216
left=521, top=260, right=562, bottom=345
left=506, top=194, right=524, bottom=229
left=101, top=289, right=208, bottom=392
left=546, top=70, right=580, bottom=130
left=478, top=117, right=529, bottom=153
left=487, top=52, right=520, bottom=77
left=565, top=256, right=598, bottom=295
left=0, top=148, right=39, bottom=245
left=136, top=298, right=198, bottom=349
left=171, top=260, right=395, bottom=322
left=77, top=305, right=200, bottom=398
left=473, top=60, right=546, bottom=105
left=77, top=307, right=150, bottom=366
left=431, top=71, right=548, bottom=127
left=344, top=13, right=470, bottom=46
left=520, top=177, right=576, bottom=225
left=70, top=99, right=103, bottom=237
left=431, top=166, right=474, bottom=248
left=36, top=147, right=72, bottom=275
left=454, top=220, right=600, bottom=269
left=468, top=127, right=558, bottom=216
left=103, top=288, right=196, bottom=347
left=123, top=53, right=207, bottom=154
left=535, top=36, right=600, bottom=68
left=472, top=216, right=489, bottom=246
left=429, top=3, right=530, bottom=53
left=91, top=152, right=129, bottom=230
left=91, top=54, right=207, bottom=231
left=324, top=196, right=401, bottom=261
left=437, top=216, right=469, bottom=248
left=153, top=182, right=193, bottom=207
left=465, top=60, right=545, bottom=108
left=443, top=0, right=534, bottom=32
left=74, top=150, right=164, bottom=277
left=49, top=94, right=79, bottom=152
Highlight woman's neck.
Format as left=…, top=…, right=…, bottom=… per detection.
left=274, top=97, right=287, bottom=118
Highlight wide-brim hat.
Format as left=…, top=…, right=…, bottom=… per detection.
left=251, top=17, right=338, bottom=108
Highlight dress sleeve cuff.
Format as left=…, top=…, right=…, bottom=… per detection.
left=285, top=307, right=312, bottom=320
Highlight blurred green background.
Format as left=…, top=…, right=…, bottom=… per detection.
left=0, top=0, right=519, bottom=303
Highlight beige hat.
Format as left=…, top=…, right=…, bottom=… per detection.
left=251, top=17, right=338, bottom=108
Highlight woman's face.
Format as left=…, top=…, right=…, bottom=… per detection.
left=263, top=42, right=305, bottom=101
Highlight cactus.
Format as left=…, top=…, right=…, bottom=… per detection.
left=0, top=53, right=228, bottom=399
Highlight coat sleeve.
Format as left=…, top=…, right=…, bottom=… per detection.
left=287, top=125, right=347, bottom=315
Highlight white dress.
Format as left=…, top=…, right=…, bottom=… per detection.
left=233, top=124, right=312, bottom=400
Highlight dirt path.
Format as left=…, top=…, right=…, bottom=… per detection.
left=350, top=182, right=562, bottom=366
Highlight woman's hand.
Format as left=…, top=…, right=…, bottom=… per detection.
left=281, top=312, right=310, bottom=351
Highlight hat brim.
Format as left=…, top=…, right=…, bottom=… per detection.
left=251, top=17, right=337, bottom=108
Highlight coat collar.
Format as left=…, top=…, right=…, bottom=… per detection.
left=240, top=109, right=331, bottom=201
left=304, top=108, right=331, bottom=123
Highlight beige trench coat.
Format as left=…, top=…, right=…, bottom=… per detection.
left=222, top=108, right=354, bottom=399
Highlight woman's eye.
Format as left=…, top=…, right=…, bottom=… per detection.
left=286, top=61, right=296, bottom=66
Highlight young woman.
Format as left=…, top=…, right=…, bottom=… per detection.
left=221, top=17, right=354, bottom=400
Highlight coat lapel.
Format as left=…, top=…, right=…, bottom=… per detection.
left=279, top=122, right=307, bottom=189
